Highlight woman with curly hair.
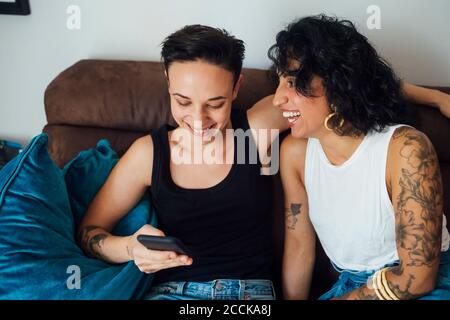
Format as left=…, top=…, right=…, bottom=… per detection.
left=273, top=15, right=450, bottom=300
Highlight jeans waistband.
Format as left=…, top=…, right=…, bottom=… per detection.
left=330, top=249, right=450, bottom=281
left=330, top=260, right=400, bottom=285
left=149, top=279, right=275, bottom=300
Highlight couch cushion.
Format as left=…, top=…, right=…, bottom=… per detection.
left=45, top=60, right=173, bottom=131
left=0, top=134, right=152, bottom=299
left=63, top=138, right=156, bottom=236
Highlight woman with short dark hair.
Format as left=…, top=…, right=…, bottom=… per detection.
left=78, top=25, right=278, bottom=300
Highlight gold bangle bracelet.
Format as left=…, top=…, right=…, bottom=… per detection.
left=372, top=270, right=387, bottom=300
left=376, top=269, right=392, bottom=300
left=381, top=268, right=400, bottom=300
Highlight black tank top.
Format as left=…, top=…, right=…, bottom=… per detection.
left=149, top=109, right=274, bottom=284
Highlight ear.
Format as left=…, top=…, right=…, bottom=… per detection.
left=232, top=74, right=244, bottom=100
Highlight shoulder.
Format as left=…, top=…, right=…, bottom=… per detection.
left=391, top=126, right=425, bottom=141
left=120, top=134, right=154, bottom=187
left=281, top=134, right=308, bottom=158
left=129, top=134, right=154, bottom=157
left=389, top=126, right=435, bottom=159
left=387, top=126, right=438, bottom=177
left=281, top=134, right=308, bottom=179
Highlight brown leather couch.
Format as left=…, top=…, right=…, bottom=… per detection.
left=43, top=59, right=450, bottom=299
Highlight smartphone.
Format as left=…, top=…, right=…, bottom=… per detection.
left=137, top=235, right=190, bottom=255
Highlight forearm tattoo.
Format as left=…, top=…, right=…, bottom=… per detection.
left=78, top=225, right=109, bottom=259
left=387, top=262, right=421, bottom=300
left=353, top=286, right=379, bottom=300
left=286, top=203, right=302, bottom=230
left=88, top=233, right=109, bottom=259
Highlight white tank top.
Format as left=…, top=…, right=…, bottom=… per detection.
left=305, top=124, right=450, bottom=271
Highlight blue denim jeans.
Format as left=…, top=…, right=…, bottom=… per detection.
left=319, top=249, right=450, bottom=300
left=144, top=279, right=276, bottom=300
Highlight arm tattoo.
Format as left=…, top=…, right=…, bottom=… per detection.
left=88, top=233, right=109, bottom=259
left=387, top=128, right=443, bottom=299
left=348, top=263, right=420, bottom=300
left=394, top=129, right=443, bottom=267
left=392, top=126, right=412, bottom=140
left=286, top=203, right=302, bottom=230
left=388, top=271, right=421, bottom=300
left=78, top=225, right=101, bottom=247
left=77, top=225, right=108, bottom=258
left=337, top=285, right=379, bottom=300
left=353, top=286, right=379, bottom=300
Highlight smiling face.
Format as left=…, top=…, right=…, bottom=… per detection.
left=166, top=60, right=242, bottom=142
left=273, top=62, right=331, bottom=139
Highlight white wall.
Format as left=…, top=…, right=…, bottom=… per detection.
left=1, top=0, right=449, bottom=146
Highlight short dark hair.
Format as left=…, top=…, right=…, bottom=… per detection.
left=161, top=24, right=245, bottom=85
left=268, top=14, right=407, bottom=136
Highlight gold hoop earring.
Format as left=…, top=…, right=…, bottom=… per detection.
left=324, top=112, right=345, bottom=132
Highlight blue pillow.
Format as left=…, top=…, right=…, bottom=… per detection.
left=0, top=134, right=154, bottom=299
left=63, top=138, right=155, bottom=237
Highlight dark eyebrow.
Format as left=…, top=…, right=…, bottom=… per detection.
left=172, top=93, right=190, bottom=99
left=207, top=96, right=226, bottom=102
left=172, top=93, right=226, bottom=102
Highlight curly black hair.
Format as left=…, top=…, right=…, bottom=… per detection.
left=161, top=24, right=245, bottom=85
left=268, top=14, right=407, bottom=136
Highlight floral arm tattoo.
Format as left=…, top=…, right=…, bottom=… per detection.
left=339, top=127, right=443, bottom=300
left=389, top=127, right=443, bottom=298
left=393, top=127, right=443, bottom=268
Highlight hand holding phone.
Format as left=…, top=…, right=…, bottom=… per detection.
left=128, top=225, right=193, bottom=274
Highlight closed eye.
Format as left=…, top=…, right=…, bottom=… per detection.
left=176, top=100, right=191, bottom=107
left=207, top=103, right=225, bottom=109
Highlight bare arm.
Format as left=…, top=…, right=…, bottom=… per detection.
left=246, top=95, right=289, bottom=169
left=77, top=135, right=154, bottom=263
left=339, top=127, right=443, bottom=300
left=402, top=82, right=450, bottom=118
left=280, top=135, right=316, bottom=300
left=248, top=94, right=289, bottom=131
left=77, top=135, right=192, bottom=270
